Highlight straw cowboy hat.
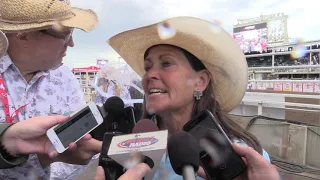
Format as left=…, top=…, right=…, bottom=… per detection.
left=107, top=16, right=248, bottom=112
left=0, top=0, right=98, bottom=33
left=0, top=30, right=8, bottom=58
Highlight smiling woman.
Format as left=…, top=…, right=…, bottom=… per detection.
left=108, top=16, right=275, bottom=180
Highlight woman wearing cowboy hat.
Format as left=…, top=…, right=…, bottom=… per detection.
left=0, top=0, right=102, bottom=179
left=107, top=17, right=280, bottom=180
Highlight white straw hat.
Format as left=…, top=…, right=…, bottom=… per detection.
left=107, top=16, right=248, bottom=112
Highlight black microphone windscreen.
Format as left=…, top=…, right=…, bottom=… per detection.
left=103, top=96, right=125, bottom=116
left=132, top=119, right=159, bottom=133
left=168, top=131, right=200, bottom=175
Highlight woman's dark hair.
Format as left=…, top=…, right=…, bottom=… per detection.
left=142, top=44, right=262, bottom=154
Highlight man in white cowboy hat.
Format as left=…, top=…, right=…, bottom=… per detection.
left=0, top=0, right=102, bottom=179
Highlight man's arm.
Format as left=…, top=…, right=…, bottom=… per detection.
left=0, top=124, right=28, bottom=169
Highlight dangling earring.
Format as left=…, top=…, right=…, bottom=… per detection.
left=193, top=88, right=203, bottom=100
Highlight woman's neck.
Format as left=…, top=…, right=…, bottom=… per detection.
left=158, top=106, right=193, bottom=136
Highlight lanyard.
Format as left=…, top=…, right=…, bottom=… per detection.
left=0, top=74, right=44, bottom=123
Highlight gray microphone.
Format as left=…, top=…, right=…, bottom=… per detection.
left=168, top=131, right=200, bottom=180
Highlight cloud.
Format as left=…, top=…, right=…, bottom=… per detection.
left=64, top=0, right=320, bottom=68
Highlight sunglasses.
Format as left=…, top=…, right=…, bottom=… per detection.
left=40, top=29, right=73, bottom=42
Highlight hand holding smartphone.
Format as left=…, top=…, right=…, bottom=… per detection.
left=46, top=101, right=103, bottom=153
left=183, top=110, right=246, bottom=180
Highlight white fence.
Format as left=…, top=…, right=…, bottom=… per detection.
left=231, top=92, right=320, bottom=118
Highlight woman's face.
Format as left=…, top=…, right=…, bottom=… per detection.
left=142, top=45, right=202, bottom=114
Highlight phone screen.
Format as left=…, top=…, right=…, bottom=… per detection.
left=183, top=111, right=245, bottom=180
left=54, top=106, right=98, bottom=148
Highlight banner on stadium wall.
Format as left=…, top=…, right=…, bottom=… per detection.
left=292, top=82, right=303, bottom=92
left=273, top=82, right=283, bottom=91
left=265, top=82, right=274, bottom=90
left=247, top=82, right=257, bottom=90
left=247, top=82, right=253, bottom=90
left=303, top=82, right=314, bottom=93
left=314, top=82, right=320, bottom=93
left=282, top=82, right=292, bottom=92
left=248, top=81, right=319, bottom=93
left=257, top=82, right=266, bottom=90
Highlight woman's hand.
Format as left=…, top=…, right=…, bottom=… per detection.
left=197, top=143, right=280, bottom=180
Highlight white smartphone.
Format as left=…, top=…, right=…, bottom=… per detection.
left=46, top=101, right=104, bottom=153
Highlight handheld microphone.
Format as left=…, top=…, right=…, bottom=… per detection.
left=124, top=105, right=137, bottom=132
left=99, top=132, right=124, bottom=180
left=98, top=119, right=159, bottom=180
left=94, top=96, right=133, bottom=180
left=128, top=119, right=159, bottom=169
left=168, top=131, right=200, bottom=180
left=126, top=119, right=159, bottom=172
left=132, top=119, right=159, bottom=133
left=91, top=96, right=124, bottom=141
left=108, top=119, right=168, bottom=180
left=91, top=96, right=135, bottom=141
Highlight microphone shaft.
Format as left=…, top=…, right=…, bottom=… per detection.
left=182, top=165, right=196, bottom=180
left=99, top=132, right=124, bottom=180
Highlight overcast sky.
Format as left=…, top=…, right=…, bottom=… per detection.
left=63, top=0, right=320, bottom=69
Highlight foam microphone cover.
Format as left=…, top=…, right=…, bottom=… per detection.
left=168, top=131, right=200, bottom=175
left=91, top=96, right=125, bottom=140
left=131, top=119, right=160, bottom=170
left=132, top=119, right=159, bottom=133
left=103, top=96, right=125, bottom=117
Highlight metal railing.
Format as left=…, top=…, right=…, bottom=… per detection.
left=240, top=98, right=320, bottom=116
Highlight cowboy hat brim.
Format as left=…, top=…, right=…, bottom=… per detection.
left=107, top=16, right=248, bottom=112
left=0, top=7, right=98, bottom=33
left=0, top=31, right=8, bottom=58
